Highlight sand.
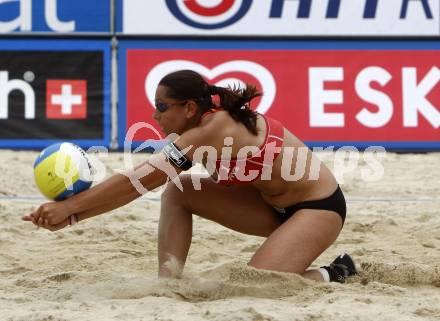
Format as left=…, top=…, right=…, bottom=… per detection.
left=0, top=149, right=439, bottom=321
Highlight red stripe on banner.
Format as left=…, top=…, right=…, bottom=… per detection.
left=125, top=49, right=440, bottom=143
left=183, top=0, right=235, bottom=16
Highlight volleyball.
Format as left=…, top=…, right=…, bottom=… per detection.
left=33, top=142, right=93, bottom=201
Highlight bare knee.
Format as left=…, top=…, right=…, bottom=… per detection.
left=161, top=177, right=194, bottom=212
left=159, top=180, right=193, bottom=235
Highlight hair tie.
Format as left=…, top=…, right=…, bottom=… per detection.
left=209, top=85, right=218, bottom=96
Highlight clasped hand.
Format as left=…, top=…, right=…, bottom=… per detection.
left=21, top=201, right=72, bottom=232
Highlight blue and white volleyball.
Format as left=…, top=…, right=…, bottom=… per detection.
left=33, top=142, right=93, bottom=201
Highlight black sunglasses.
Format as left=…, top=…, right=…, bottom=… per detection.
left=154, top=100, right=187, bottom=113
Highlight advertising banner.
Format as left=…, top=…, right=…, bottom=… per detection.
left=0, top=40, right=111, bottom=149
left=0, top=0, right=110, bottom=33
left=119, top=40, right=440, bottom=150
left=119, top=0, right=440, bottom=36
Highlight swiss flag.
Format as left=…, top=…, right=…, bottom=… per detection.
left=46, top=80, right=87, bottom=119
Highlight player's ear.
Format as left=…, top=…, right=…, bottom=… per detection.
left=185, top=100, right=199, bottom=119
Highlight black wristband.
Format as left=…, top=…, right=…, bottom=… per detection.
left=163, top=142, right=193, bottom=171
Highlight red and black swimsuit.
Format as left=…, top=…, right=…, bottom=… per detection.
left=202, top=109, right=284, bottom=185
left=200, top=109, right=346, bottom=226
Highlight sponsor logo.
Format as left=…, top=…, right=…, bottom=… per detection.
left=0, top=70, right=35, bottom=119
left=0, top=0, right=109, bottom=33
left=0, top=0, right=75, bottom=32
left=163, top=143, right=186, bottom=166
left=165, top=0, right=253, bottom=29
left=139, top=0, right=438, bottom=34
left=0, top=51, right=104, bottom=141
left=125, top=49, right=439, bottom=146
left=309, top=66, right=440, bottom=129
left=269, top=0, right=434, bottom=19
left=145, top=60, right=276, bottom=115
left=46, top=80, right=87, bottom=119
left=0, top=72, right=88, bottom=120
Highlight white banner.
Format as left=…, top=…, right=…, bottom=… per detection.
left=122, top=0, right=440, bottom=36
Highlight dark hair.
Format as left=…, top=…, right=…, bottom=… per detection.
left=159, top=70, right=262, bottom=135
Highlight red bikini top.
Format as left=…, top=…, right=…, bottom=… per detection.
left=202, top=109, right=284, bottom=185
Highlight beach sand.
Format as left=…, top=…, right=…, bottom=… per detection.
left=0, top=150, right=439, bottom=321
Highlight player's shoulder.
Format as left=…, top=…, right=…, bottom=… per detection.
left=198, top=110, right=232, bottom=132
left=177, top=111, right=232, bottom=148
left=201, top=109, right=229, bottom=122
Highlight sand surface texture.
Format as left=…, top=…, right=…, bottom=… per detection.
left=0, top=150, right=439, bottom=321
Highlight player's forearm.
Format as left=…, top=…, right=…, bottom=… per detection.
left=64, top=162, right=168, bottom=216
left=76, top=190, right=140, bottom=222
left=64, top=172, right=143, bottom=215
left=62, top=154, right=172, bottom=217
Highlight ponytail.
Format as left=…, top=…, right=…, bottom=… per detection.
left=210, top=84, right=262, bottom=135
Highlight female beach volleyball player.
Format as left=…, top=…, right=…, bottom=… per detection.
left=23, top=70, right=357, bottom=283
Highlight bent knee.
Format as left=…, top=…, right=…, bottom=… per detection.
left=161, top=175, right=194, bottom=208
left=161, top=181, right=183, bottom=202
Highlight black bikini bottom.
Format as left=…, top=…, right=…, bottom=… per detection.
left=272, top=185, right=346, bottom=226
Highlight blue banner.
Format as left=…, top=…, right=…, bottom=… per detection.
left=0, top=0, right=110, bottom=33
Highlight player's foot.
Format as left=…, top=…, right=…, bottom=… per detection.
left=321, top=253, right=358, bottom=283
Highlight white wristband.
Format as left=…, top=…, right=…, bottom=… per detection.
left=69, top=214, right=78, bottom=226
